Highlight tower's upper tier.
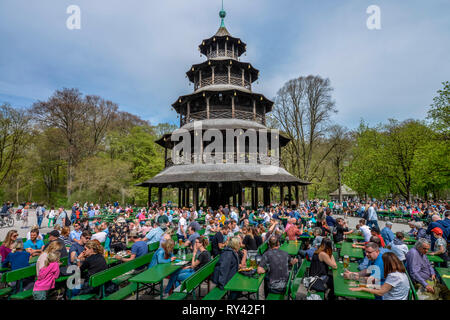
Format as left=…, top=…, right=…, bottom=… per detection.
left=198, top=26, right=247, bottom=60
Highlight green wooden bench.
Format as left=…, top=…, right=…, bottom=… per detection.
left=72, top=252, right=154, bottom=300
left=166, top=256, right=219, bottom=300
left=258, top=242, right=268, bottom=255
left=1, top=256, right=68, bottom=300
left=290, top=259, right=310, bottom=300
left=148, top=241, right=160, bottom=252
left=202, top=286, right=226, bottom=300
left=266, top=268, right=294, bottom=300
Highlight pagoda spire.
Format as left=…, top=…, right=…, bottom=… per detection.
left=219, top=0, right=226, bottom=27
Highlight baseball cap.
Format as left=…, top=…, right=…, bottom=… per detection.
left=49, top=230, right=60, bottom=237
left=431, top=227, right=443, bottom=236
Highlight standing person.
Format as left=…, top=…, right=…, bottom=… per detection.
left=36, top=205, right=44, bottom=229
left=47, top=207, right=56, bottom=227
left=21, top=205, right=29, bottom=229
left=367, top=203, right=379, bottom=230
left=0, top=230, right=19, bottom=263
left=257, top=236, right=298, bottom=298
left=350, top=252, right=410, bottom=300
left=54, top=208, right=68, bottom=228
left=33, top=252, right=61, bottom=300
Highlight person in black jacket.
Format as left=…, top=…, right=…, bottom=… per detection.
left=212, top=236, right=241, bottom=299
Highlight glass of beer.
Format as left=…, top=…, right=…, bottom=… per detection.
left=343, top=255, right=349, bottom=269
left=179, top=239, right=183, bottom=246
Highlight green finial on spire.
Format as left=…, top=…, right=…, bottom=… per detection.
left=219, top=0, right=226, bottom=27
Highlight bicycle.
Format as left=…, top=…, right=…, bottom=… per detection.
left=0, top=213, right=14, bottom=228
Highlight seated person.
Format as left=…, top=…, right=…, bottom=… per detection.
left=114, top=231, right=148, bottom=269
left=74, top=240, right=108, bottom=295
left=387, top=232, right=409, bottom=264
left=165, top=236, right=211, bottom=297
left=333, top=218, right=353, bottom=243
left=69, top=231, right=91, bottom=265
left=358, top=236, right=390, bottom=271
left=257, top=236, right=298, bottom=298
left=350, top=252, right=410, bottom=300
left=24, top=229, right=45, bottom=257
left=427, top=227, right=448, bottom=262
left=212, top=237, right=242, bottom=299
left=183, top=226, right=200, bottom=251
left=2, top=240, right=33, bottom=292
left=91, top=225, right=107, bottom=243
left=43, top=230, right=68, bottom=259
left=309, top=238, right=337, bottom=299
left=405, top=238, right=449, bottom=299
left=344, top=242, right=386, bottom=299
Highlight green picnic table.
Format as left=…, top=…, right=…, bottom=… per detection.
left=29, top=256, right=39, bottom=264
left=224, top=272, right=265, bottom=300
left=333, top=261, right=375, bottom=300
left=280, top=241, right=301, bottom=256
left=346, top=234, right=364, bottom=241
left=427, top=254, right=445, bottom=264
left=129, top=262, right=183, bottom=300
left=435, top=267, right=450, bottom=289
left=403, top=236, right=416, bottom=244
left=340, top=242, right=365, bottom=259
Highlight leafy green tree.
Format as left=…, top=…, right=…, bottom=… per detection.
left=427, top=81, right=449, bottom=139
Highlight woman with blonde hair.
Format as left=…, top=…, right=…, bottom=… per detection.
left=212, top=236, right=242, bottom=299
left=36, top=240, right=63, bottom=275
left=0, top=230, right=19, bottom=262
left=73, top=240, right=107, bottom=296
left=33, top=251, right=61, bottom=300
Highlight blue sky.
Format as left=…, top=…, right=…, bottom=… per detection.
left=1, top=0, right=449, bottom=129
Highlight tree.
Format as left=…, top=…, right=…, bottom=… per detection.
left=427, top=81, right=449, bottom=139
left=272, top=75, right=337, bottom=200
left=328, top=125, right=352, bottom=202
left=32, top=88, right=89, bottom=198
left=0, top=104, right=30, bottom=186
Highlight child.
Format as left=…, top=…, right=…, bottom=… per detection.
left=2, top=240, right=32, bottom=292
left=33, top=252, right=61, bottom=300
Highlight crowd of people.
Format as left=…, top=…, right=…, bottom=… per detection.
left=0, top=198, right=448, bottom=300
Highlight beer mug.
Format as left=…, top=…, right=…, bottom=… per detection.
left=343, top=255, right=349, bottom=269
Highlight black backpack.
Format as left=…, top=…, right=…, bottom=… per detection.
left=64, top=212, right=72, bottom=227
left=362, top=210, right=369, bottom=221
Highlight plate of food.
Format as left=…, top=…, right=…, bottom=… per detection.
left=238, top=267, right=254, bottom=272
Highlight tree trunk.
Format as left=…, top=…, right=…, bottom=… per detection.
left=16, top=180, right=19, bottom=204
left=338, top=165, right=342, bottom=203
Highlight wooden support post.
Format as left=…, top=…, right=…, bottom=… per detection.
left=158, top=187, right=162, bottom=206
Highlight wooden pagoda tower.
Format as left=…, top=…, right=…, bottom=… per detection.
left=138, top=6, right=310, bottom=209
